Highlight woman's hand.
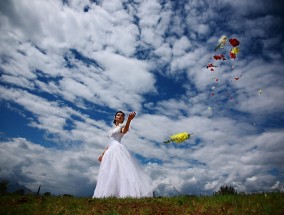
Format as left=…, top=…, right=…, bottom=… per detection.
left=128, top=112, right=136, bottom=121
left=121, top=112, right=136, bottom=134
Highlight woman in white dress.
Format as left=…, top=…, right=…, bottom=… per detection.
left=93, top=111, right=154, bottom=198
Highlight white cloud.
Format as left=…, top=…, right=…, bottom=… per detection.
left=0, top=138, right=99, bottom=196
left=172, top=36, right=192, bottom=56
left=101, top=0, right=123, bottom=13
left=138, top=0, right=162, bottom=28
left=229, top=59, right=284, bottom=115
left=92, top=51, right=156, bottom=94
left=0, top=86, right=110, bottom=147
left=60, top=78, right=94, bottom=101
left=154, top=42, right=172, bottom=62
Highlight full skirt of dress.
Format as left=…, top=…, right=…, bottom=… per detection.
left=93, top=140, right=154, bottom=198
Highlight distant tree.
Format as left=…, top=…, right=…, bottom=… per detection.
left=0, top=179, right=9, bottom=195
left=62, top=194, right=73, bottom=197
left=43, top=192, right=51, bottom=197
left=14, top=189, right=25, bottom=195
left=214, top=185, right=237, bottom=195
left=238, top=191, right=246, bottom=196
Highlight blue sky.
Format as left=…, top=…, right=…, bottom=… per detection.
left=0, top=0, right=284, bottom=196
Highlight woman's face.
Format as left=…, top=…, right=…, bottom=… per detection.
left=115, top=112, right=124, bottom=124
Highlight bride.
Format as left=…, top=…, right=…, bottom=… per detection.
left=93, top=111, right=154, bottom=198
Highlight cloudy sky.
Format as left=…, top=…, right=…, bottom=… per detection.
left=0, top=0, right=284, bottom=197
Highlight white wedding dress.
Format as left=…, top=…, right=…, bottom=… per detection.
left=93, top=124, right=154, bottom=198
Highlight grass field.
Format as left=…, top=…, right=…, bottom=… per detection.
left=0, top=192, right=283, bottom=215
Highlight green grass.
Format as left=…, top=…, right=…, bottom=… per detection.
left=0, top=192, right=283, bottom=215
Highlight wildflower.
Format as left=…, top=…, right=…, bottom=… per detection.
left=219, top=35, right=227, bottom=45
left=164, top=132, right=192, bottom=144
left=231, top=47, right=240, bottom=55
left=230, top=47, right=239, bottom=59
left=229, top=38, right=240, bottom=47
left=207, top=63, right=217, bottom=71
left=234, top=74, right=242, bottom=80
left=213, top=54, right=226, bottom=61
left=229, top=51, right=236, bottom=59
left=214, top=35, right=227, bottom=51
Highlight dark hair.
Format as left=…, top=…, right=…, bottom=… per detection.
left=113, top=111, right=125, bottom=124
